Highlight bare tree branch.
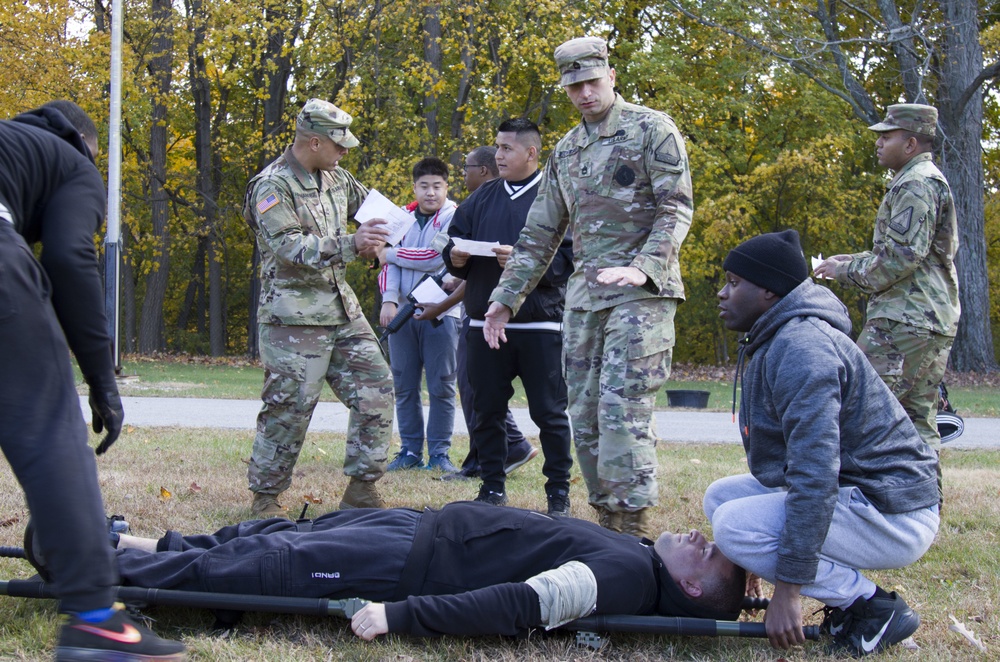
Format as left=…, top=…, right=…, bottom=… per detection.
left=955, top=59, right=1000, bottom=116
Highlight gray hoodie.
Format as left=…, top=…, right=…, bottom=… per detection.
left=735, top=279, right=938, bottom=585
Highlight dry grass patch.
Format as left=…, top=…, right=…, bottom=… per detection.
left=0, top=428, right=997, bottom=660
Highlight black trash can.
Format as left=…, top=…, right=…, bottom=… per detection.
left=666, top=389, right=710, bottom=409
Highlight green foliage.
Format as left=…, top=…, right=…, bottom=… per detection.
left=2, top=0, right=997, bottom=363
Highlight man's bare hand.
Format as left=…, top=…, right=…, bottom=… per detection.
left=351, top=603, right=388, bottom=641
left=379, top=301, right=398, bottom=328
left=413, top=301, right=446, bottom=321
left=764, top=581, right=805, bottom=650
left=813, top=254, right=851, bottom=280
left=354, top=218, right=390, bottom=257
left=596, top=266, right=647, bottom=287
left=483, top=302, right=511, bottom=349
left=492, top=244, right=513, bottom=268
left=450, top=246, right=470, bottom=268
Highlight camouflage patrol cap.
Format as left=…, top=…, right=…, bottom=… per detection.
left=554, top=37, right=610, bottom=86
left=868, top=103, right=937, bottom=137
left=296, top=99, right=360, bottom=148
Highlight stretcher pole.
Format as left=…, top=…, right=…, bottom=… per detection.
left=0, top=580, right=369, bottom=618
left=564, top=614, right=820, bottom=639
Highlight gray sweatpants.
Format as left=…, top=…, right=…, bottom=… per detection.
left=704, top=474, right=939, bottom=608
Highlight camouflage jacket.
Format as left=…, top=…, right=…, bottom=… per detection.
left=832, top=153, right=960, bottom=335
left=244, top=146, right=366, bottom=326
left=490, top=95, right=693, bottom=314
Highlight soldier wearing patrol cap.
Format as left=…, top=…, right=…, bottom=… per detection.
left=816, top=103, right=959, bottom=505
left=484, top=37, right=694, bottom=538
left=243, top=98, right=396, bottom=518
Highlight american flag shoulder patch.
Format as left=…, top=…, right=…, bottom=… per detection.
left=256, top=193, right=280, bottom=214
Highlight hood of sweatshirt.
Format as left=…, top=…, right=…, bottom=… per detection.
left=742, top=279, right=851, bottom=355
left=12, top=107, right=93, bottom=163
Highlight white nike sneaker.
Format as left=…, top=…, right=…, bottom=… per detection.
left=831, top=591, right=920, bottom=657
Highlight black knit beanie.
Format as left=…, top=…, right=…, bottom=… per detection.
left=722, top=229, right=808, bottom=296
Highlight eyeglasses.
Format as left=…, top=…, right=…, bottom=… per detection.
left=462, top=163, right=486, bottom=173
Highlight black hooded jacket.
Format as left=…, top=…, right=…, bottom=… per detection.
left=0, top=108, right=113, bottom=390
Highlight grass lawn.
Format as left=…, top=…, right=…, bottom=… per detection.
left=75, top=356, right=1000, bottom=417
left=1, top=427, right=997, bottom=660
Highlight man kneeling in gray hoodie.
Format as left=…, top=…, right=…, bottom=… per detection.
left=708, top=229, right=939, bottom=658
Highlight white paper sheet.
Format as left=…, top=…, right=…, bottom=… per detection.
left=354, top=189, right=415, bottom=246
left=452, top=237, right=502, bottom=257
left=811, top=254, right=832, bottom=279
left=408, top=275, right=458, bottom=319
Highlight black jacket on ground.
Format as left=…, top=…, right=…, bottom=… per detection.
left=444, top=174, right=572, bottom=322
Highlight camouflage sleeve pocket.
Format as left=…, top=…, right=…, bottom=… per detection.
left=254, top=183, right=300, bottom=237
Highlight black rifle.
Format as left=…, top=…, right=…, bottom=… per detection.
left=378, top=270, right=447, bottom=344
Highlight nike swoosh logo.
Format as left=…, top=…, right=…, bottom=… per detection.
left=71, top=623, right=143, bottom=644
left=861, top=614, right=893, bottom=653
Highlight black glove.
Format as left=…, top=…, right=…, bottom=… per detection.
left=89, top=390, right=124, bottom=454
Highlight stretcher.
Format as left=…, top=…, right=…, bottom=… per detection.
left=0, top=576, right=820, bottom=643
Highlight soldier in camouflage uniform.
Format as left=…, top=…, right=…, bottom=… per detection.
left=484, top=37, right=694, bottom=538
left=243, top=99, right=395, bottom=518
left=815, top=104, right=959, bottom=503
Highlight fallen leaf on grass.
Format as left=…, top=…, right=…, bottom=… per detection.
left=690, top=458, right=702, bottom=464
left=188, top=482, right=202, bottom=493
left=0, top=516, right=20, bottom=528
left=159, top=486, right=173, bottom=501
left=302, top=493, right=323, bottom=504
left=949, top=614, right=987, bottom=652
left=899, top=636, right=919, bottom=650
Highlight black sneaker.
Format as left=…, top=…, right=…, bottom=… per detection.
left=504, top=443, right=539, bottom=475
left=831, top=592, right=920, bottom=657
left=474, top=485, right=508, bottom=506
left=56, top=605, right=186, bottom=661
left=817, top=604, right=851, bottom=638
left=546, top=489, right=570, bottom=517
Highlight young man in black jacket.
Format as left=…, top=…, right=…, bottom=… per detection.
left=112, top=501, right=746, bottom=638
left=442, top=118, right=574, bottom=515
left=1, top=102, right=185, bottom=660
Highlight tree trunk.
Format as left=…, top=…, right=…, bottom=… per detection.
left=935, top=0, right=997, bottom=371
left=138, top=0, right=174, bottom=353
left=247, top=2, right=303, bottom=357
left=121, top=228, right=136, bottom=353
left=422, top=1, right=442, bottom=147
left=176, top=238, right=206, bottom=333
left=185, top=0, right=226, bottom=355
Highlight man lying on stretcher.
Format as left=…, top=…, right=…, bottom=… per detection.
left=96, top=502, right=746, bottom=638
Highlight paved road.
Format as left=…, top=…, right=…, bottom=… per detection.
left=81, top=396, right=998, bottom=449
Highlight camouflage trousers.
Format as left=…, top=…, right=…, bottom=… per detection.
left=563, top=298, right=676, bottom=512
left=857, top=318, right=954, bottom=451
left=248, top=319, right=394, bottom=496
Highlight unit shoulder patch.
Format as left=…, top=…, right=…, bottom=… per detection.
left=888, top=207, right=913, bottom=236
left=654, top=134, right=680, bottom=166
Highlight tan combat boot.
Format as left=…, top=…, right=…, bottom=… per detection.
left=591, top=504, right=622, bottom=533
left=251, top=493, right=290, bottom=519
left=339, top=478, right=385, bottom=510
left=620, top=508, right=652, bottom=539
